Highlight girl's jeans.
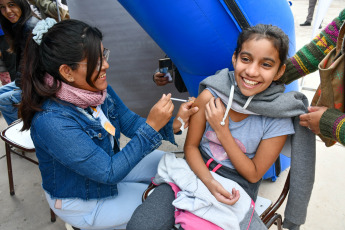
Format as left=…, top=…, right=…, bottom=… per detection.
left=45, top=150, right=165, bottom=230
left=0, top=81, right=21, bottom=125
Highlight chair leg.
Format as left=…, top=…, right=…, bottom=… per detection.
left=276, top=215, right=283, bottom=230
left=50, top=209, right=56, bottom=222
left=5, top=143, right=15, bottom=195
left=265, top=213, right=282, bottom=229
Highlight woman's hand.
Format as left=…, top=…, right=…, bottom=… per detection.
left=205, top=97, right=229, bottom=131
left=146, top=94, right=174, bottom=131
left=153, top=72, right=170, bottom=86
left=299, top=106, right=328, bottom=134
left=205, top=178, right=240, bottom=205
left=172, top=97, right=199, bottom=133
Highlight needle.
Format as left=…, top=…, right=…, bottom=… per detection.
left=170, top=97, right=188, bottom=102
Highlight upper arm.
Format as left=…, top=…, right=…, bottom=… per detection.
left=184, top=89, right=213, bottom=152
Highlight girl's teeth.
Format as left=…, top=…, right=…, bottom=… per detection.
left=243, top=78, right=258, bottom=86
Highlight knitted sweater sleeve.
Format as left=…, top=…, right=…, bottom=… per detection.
left=320, top=109, right=345, bottom=146
left=279, top=8, right=345, bottom=84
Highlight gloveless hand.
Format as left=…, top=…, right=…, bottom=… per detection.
left=173, top=97, right=199, bottom=133
left=146, top=93, right=174, bottom=131
left=205, top=178, right=240, bottom=206
left=205, top=97, right=228, bottom=131
left=299, top=106, right=328, bottom=134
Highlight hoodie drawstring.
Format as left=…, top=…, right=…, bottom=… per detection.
left=220, top=85, right=234, bottom=126
left=243, top=95, right=254, bottom=109
left=220, top=85, right=255, bottom=126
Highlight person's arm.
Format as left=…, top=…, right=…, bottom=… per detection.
left=106, top=85, right=196, bottom=146
left=184, top=90, right=240, bottom=205
left=205, top=97, right=287, bottom=183
left=106, top=85, right=176, bottom=143
left=280, top=8, right=345, bottom=84
left=32, top=110, right=164, bottom=185
left=300, top=106, right=345, bottom=146
left=320, top=109, right=345, bottom=145
left=31, top=89, right=175, bottom=185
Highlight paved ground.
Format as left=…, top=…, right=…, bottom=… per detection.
left=0, top=0, right=344, bottom=229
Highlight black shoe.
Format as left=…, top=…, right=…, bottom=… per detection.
left=300, top=21, right=311, bottom=26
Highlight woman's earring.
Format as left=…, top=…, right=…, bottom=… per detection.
left=68, top=75, right=74, bottom=82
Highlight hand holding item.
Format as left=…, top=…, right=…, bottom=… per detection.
left=299, top=106, right=328, bottom=134
left=173, top=97, right=198, bottom=133
left=205, top=97, right=228, bottom=131
left=146, top=93, right=174, bottom=131
left=153, top=72, right=171, bottom=86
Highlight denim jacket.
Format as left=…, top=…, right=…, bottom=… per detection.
left=31, top=85, right=176, bottom=200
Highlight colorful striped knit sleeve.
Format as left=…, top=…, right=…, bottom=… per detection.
left=279, top=8, right=345, bottom=85
left=320, top=109, right=345, bottom=146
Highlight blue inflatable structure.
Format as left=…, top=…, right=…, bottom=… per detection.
left=118, top=0, right=298, bottom=96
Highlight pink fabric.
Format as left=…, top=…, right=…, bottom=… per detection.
left=169, top=183, right=223, bottom=230
left=206, top=158, right=214, bottom=168
left=44, top=73, right=106, bottom=108
left=212, top=164, right=222, bottom=172
left=0, top=72, right=11, bottom=85
left=247, top=200, right=255, bottom=230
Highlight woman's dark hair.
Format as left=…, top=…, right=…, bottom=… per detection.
left=20, top=19, right=104, bottom=130
left=234, top=24, right=289, bottom=70
left=0, top=0, right=37, bottom=52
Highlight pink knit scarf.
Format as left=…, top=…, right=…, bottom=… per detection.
left=44, top=73, right=107, bottom=109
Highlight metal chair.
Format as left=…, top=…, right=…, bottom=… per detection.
left=0, top=119, right=56, bottom=222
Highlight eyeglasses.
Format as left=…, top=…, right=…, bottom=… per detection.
left=74, top=48, right=110, bottom=71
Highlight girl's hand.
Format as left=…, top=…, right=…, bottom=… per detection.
left=146, top=94, right=174, bottom=131
left=299, top=106, right=328, bottom=134
left=205, top=178, right=240, bottom=205
left=205, top=97, right=229, bottom=131
left=173, top=97, right=199, bottom=133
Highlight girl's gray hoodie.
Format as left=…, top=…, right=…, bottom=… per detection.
left=198, top=68, right=316, bottom=230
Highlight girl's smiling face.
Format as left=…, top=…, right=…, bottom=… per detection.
left=232, top=38, right=286, bottom=97
left=0, top=0, right=22, bottom=24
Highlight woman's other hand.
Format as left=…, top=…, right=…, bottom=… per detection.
left=299, top=106, right=328, bottom=134
left=172, top=97, right=199, bottom=133
left=146, top=93, right=174, bottom=131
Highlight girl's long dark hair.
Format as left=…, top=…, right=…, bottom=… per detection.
left=0, top=0, right=37, bottom=52
left=20, top=19, right=103, bottom=130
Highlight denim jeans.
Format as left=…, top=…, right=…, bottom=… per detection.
left=0, top=81, right=21, bottom=125
left=45, top=150, right=165, bottom=230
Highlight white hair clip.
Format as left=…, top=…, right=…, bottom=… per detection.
left=32, top=18, right=57, bottom=45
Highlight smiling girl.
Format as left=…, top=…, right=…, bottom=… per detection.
left=128, top=24, right=302, bottom=230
